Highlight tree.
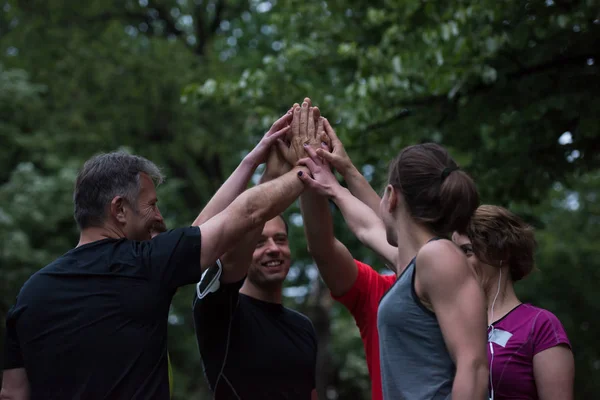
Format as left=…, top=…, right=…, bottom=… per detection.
left=1, top=0, right=598, bottom=398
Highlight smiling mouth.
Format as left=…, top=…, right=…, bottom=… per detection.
left=261, top=260, right=284, bottom=268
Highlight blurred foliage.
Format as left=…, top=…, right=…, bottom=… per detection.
left=1, top=0, right=599, bottom=399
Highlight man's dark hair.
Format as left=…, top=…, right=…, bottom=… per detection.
left=73, top=151, right=164, bottom=230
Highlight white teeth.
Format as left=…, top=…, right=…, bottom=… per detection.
left=265, top=260, right=282, bottom=267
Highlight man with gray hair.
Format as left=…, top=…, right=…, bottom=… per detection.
left=1, top=107, right=318, bottom=400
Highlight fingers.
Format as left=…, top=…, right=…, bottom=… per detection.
left=316, top=148, right=337, bottom=168
left=311, top=107, right=321, bottom=140
left=317, top=116, right=325, bottom=137
left=292, top=104, right=301, bottom=139
left=271, top=112, right=293, bottom=131
left=303, top=144, right=321, bottom=164
left=297, top=169, right=319, bottom=190
left=323, top=118, right=341, bottom=144
left=297, top=157, right=319, bottom=174
left=304, top=97, right=312, bottom=108
left=307, top=107, right=316, bottom=140
left=299, top=101, right=309, bottom=140
left=268, top=125, right=290, bottom=141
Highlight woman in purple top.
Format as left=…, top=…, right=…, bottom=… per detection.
left=453, top=205, right=575, bottom=400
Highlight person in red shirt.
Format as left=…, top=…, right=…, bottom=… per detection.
left=298, top=117, right=396, bottom=400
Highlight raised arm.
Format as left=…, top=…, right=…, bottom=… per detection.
left=415, top=240, right=488, bottom=400
left=195, top=164, right=308, bottom=270
left=315, top=119, right=381, bottom=215
left=193, top=109, right=293, bottom=226
left=217, top=142, right=294, bottom=283
left=298, top=146, right=398, bottom=270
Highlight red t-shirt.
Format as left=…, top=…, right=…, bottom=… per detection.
left=332, top=260, right=396, bottom=400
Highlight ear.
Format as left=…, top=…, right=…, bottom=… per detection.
left=386, top=185, right=398, bottom=213
left=110, top=196, right=127, bottom=224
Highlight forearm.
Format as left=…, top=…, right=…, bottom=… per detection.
left=197, top=166, right=308, bottom=268
left=331, top=186, right=397, bottom=267
left=451, top=360, right=488, bottom=400
left=193, top=157, right=257, bottom=226
left=342, top=165, right=381, bottom=215
left=299, top=191, right=336, bottom=256
left=220, top=225, right=263, bottom=283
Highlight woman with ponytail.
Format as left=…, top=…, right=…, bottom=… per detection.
left=298, top=142, right=489, bottom=400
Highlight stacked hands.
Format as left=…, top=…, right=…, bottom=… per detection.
left=250, top=97, right=351, bottom=197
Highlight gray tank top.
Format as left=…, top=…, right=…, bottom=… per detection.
left=377, top=257, right=455, bottom=399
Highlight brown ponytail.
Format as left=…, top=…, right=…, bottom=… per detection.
left=387, top=143, right=479, bottom=236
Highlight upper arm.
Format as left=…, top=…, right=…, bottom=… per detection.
left=532, top=311, right=574, bottom=400
left=416, top=241, right=488, bottom=367
left=311, top=238, right=358, bottom=297
left=144, top=227, right=202, bottom=291
left=534, top=345, right=574, bottom=400
left=197, top=200, right=255, bottom=271
left=1, top=368, right=30, bottom=400
left=219, top=225, right=263, bottom=284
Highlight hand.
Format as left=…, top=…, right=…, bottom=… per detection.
left=279, top=98, right=325, bottom=165
left=245, top=108, right=293, bottom=167
left=315, top=118, right=353, bottom=175
left=260, top=143, right=291, bottom=183
left=296, top=145, right=343, bottom=198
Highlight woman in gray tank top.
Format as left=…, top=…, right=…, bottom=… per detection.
left=376, top=143, right=489, bottom=400
left=298, top=142, right=490, bottom=399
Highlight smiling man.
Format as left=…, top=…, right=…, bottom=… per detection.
left=192, top=215, right=318, bottom=400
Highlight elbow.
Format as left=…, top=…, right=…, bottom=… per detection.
left=455, top=355, right=489, bottom=394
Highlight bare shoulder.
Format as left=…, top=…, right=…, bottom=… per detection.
left=416, top=239, right=471, bottom=284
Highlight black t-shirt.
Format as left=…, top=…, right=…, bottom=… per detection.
left=3, top=227, right=202, bottom=400
left=193, top=279, right=318, bottom=400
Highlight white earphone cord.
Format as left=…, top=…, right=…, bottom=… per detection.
left=488, top=268, right=502, bottom=400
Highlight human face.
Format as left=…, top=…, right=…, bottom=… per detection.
left=452, top=232, right=497, bottom=292
left=247, top=217, right=291, bottom=288
left=123, top=173, right=164, bottom=241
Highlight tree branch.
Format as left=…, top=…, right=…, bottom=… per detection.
left=367, top=52, right=600, bottom=132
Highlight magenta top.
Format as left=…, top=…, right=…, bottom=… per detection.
left=487, top=303, right=571, bottom=399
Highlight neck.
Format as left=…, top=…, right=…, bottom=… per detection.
left=394, top=219, right=437, bottom=275
left=486, top=271, right=520, bottom=325
left=77, top=225, right=124, bottom=247
left=239, top=280, right=283, bottom=304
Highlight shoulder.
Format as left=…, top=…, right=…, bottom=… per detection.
left=284, top=307, right=317, bottom=335
left=354, top=259, right=395, bottom=285
left=526, top=305, right=568, bottom=333
left=522, top=304, right=572, bottom=352
left=416, top=239, right=470, bottom=283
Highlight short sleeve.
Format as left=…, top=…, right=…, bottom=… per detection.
left=332, top=260, right=395, bottom=331
left=192, top=279, right=244, bottom=352
left=141, top=226, right=202, bottom=292
left=532, top=310, right=572, bottom=355
left=3, top=305, right=25, bottom=370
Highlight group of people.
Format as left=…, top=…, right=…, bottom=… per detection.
left=1, top=98, right=574, bottom=400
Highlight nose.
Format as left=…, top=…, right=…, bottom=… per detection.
left=155, top=206, right=164, bottom=223
left=264, top=238, right=281, bottom=256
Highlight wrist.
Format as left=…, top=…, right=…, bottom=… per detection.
left=330, top=185, right=350, bottom=201
left=343, top=163, right=360, bottom=179
left=241, top=154, right=260, bottom=171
